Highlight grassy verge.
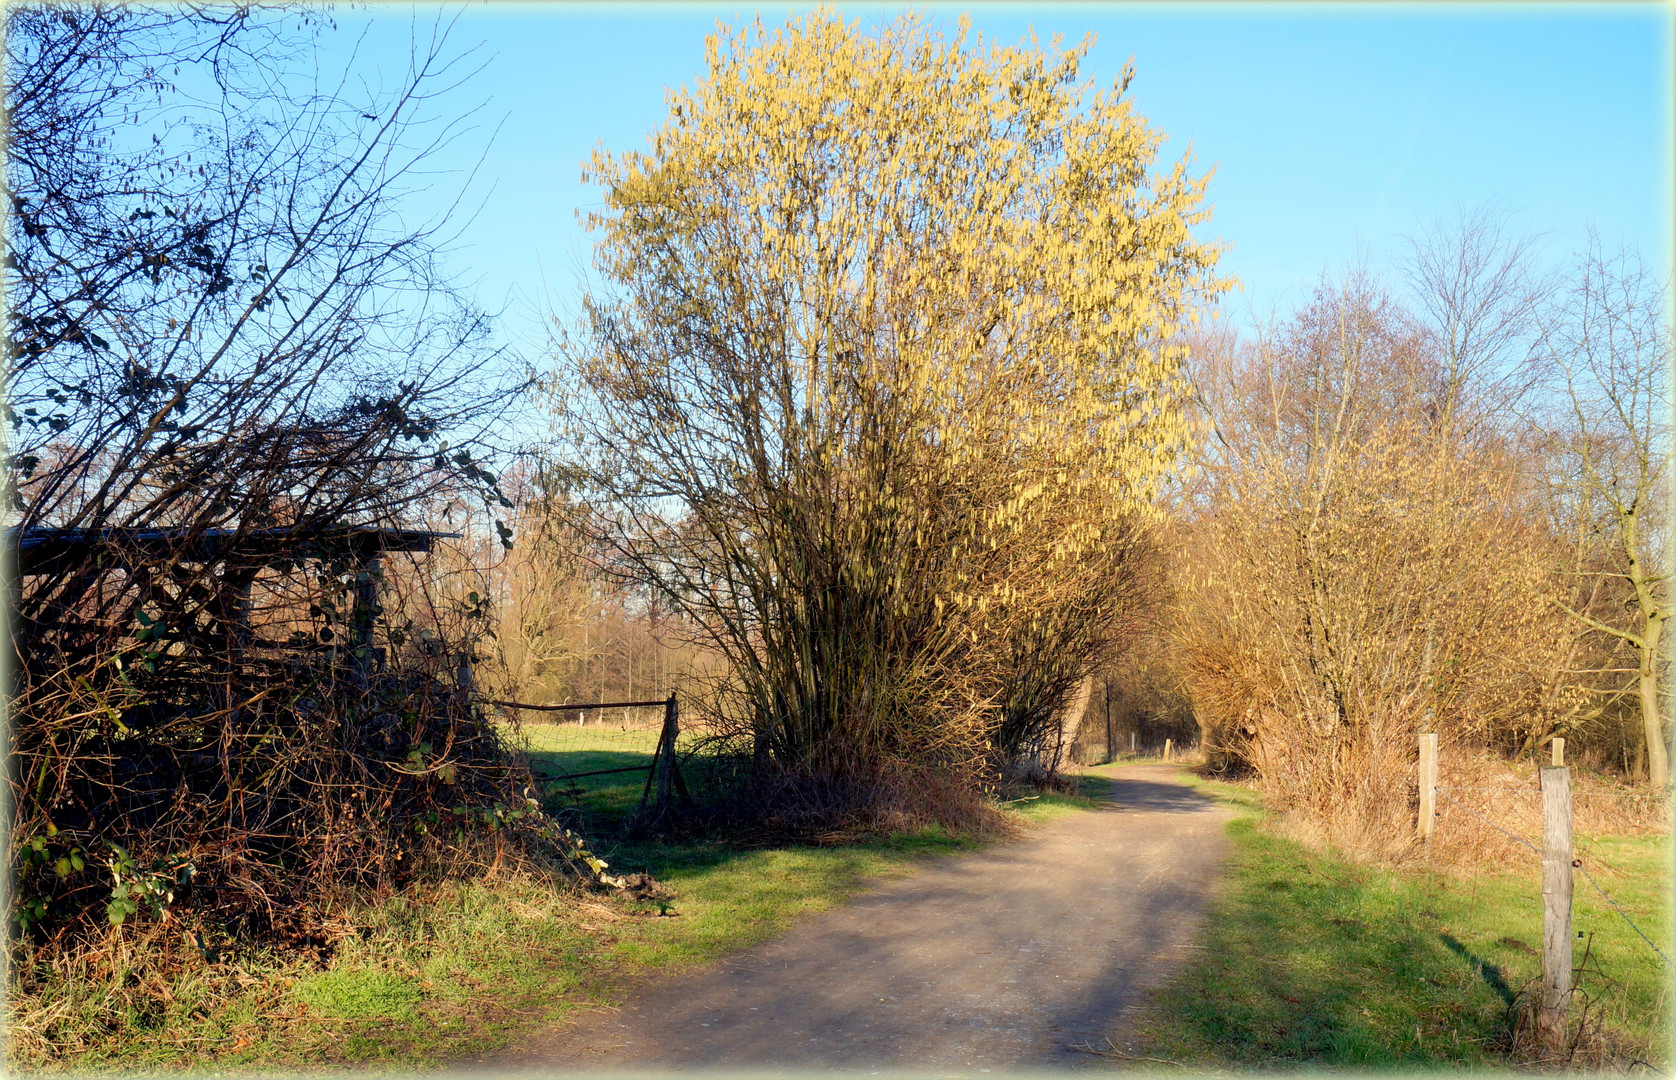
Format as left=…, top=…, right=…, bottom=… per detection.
left=1134, top=770, right=1671, bottom=1070
left=6, top=776, right=1104, bottom=1073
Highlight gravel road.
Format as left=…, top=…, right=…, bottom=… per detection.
left=476, top=762, right=1230, bottom=1073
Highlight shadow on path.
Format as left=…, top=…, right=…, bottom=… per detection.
left=1104, top=773, right=1216, bottom=815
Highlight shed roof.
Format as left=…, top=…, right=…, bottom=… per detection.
left=7, top=525, right=458, bottom=577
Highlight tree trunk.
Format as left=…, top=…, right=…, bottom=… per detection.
left=1638, top=629, right=1668, bottom=788
left=1192, top=701, right=1211, bottom=763
left=1058, top=676, right=1095, bottom=769
left=1104, top=679, right=1116, bottom=764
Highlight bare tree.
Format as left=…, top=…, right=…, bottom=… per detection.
left=3, top=4, right=538, bottom=938
left=5, top=5, right=518, bottom=542
left=1534, top=239, right=1671, bottom=786
left=1401, top=202, right=1545, bottom=437
left=1173, top=267, right=1572, bottom=851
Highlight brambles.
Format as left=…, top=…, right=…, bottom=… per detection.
left=2, top=5, right=539, bottom=950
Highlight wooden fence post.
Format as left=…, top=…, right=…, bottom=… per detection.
left=1551, top=737, right=1565, bottom=767
left=654, top=693, right=679, bottom=814
left=1417, top=733, right=1438, bottom=841
left=350, top=556, right=381, bottom=688
left=1163, top=738, right=1173, bottom=762
left=1130, top=731, right=1136, bottom=755
left=1538, top=766, right=1574, bottom=1052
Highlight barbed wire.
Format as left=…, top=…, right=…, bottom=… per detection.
left=1434, top=787, right=1541, bottom=856
left=1575, top=860, right=1671, bottom=968
left=1583, top=790, right=1672, bottom=799
left=1434, top=783, right=1668, bottom=800
left=1434, top=787, right=1670, bottom=969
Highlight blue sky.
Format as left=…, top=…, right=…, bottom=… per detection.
left=323, top=2, right=1674, bottom=353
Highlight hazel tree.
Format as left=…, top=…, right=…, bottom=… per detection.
left=555, top=11, right=1225, bottom=775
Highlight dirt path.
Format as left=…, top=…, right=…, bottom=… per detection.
left=477, top=762, right=1229, bottom=1072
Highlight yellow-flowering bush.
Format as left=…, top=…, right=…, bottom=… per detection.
left=553, top=11, right=1225, bottom=803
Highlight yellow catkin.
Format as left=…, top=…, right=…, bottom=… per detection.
left=566, top=10, right=1228, bottom=752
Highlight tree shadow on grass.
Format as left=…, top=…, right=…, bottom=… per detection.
left=1143, top=823, right=1524, bottom=1069
left=1440, top=932, right=1516, bottom=1007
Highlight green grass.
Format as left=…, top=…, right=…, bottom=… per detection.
left=516, top=720, right=663, bottom=832
left=1002, top=771, right=1116, bottom=823
left=1136, top=770, right=1672, bottom=1070
left=292, top=966, right=425, bottom=1022
left=7, top=771, right=1105, bottom=1073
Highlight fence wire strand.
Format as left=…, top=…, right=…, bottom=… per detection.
left=1433, top=786, right=1670, bottom=970
left=1575, top=860, right=1672, bottom=969
left=1434, top=787, right=1541, bottom=856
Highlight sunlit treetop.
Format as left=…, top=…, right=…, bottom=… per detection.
left=576, top=8, right=1230, bottom=595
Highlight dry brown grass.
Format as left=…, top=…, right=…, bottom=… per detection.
left=1425, top=748, right=1670, bottom=873
left=1257, top=744, right=1672, bottom=873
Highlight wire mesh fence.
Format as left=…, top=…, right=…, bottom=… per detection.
left=488, top=696, right=708, bottom=835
